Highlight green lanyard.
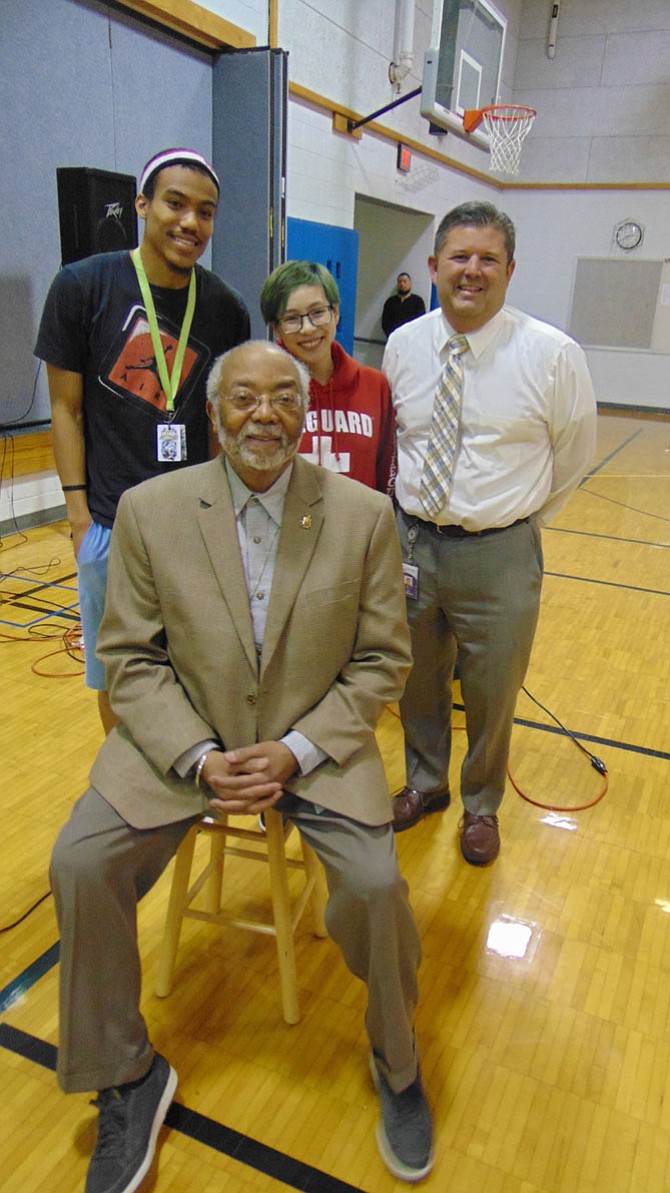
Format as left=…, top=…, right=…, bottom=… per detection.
left=131, top=248, right=197, bottom=414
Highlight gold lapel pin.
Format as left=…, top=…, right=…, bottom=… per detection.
left=300, top=515, right=312, bottom=529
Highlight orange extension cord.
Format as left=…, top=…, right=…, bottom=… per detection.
left=386, top=703, right=608, bottom=815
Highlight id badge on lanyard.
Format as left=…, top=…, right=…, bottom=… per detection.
left=156, top=423, right=187, bottom=462
left=131, top=249, right=196, bottom=462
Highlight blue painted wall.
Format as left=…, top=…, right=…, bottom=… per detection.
left=286, top=219, right=359, bottom=355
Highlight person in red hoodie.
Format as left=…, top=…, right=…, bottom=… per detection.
left=260, top=261, right=396, bottom=495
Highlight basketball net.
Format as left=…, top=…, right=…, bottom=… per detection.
left=464, top=105, right=537, bottom=176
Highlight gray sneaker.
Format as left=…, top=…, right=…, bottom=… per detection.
left=369, top=1054, right=434, bottom=1182
left=85, top=1054, right=177, bottom=1193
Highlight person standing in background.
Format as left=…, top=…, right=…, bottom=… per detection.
left=381, top=273, right=426, bottom=339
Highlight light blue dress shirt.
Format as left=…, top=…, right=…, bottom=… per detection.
left=175, top=459, right=326, bottom=780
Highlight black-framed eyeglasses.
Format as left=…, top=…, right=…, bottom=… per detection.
left=276, top=305, right=334, bottom=336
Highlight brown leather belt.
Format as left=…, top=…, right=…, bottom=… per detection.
left=399, top=507, right=530, bottom=539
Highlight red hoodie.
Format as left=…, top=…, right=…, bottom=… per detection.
left=299, top=341, right=397, bottom=496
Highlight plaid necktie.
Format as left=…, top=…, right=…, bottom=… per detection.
left=419, top=334, right=469, bottom=517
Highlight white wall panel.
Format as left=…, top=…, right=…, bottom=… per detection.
left=514, top=35, right=606, bottom=91
left=201, top=0, right=267, bottom=40
left=514, top=83, right=669, bottom=140
left=514, top=0, right=670, bottom=183
left=602, top=31, right=670, bottom=87
left=585, top=349, right=669, bottom=410
left=516, top=0, right=670, bottom=39
left=519, top=137, right=592, bottom=185
left=504, top=187, right=670, bottom=407
left=587, top=136, right=670, bottom=185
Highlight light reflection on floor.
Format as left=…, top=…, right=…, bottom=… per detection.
left=540, top=811, right=578, bottom=831
left=486, top=914, right=536, bottom=960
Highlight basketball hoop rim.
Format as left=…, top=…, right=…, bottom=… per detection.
left=463, top=105, right=537, bottom=134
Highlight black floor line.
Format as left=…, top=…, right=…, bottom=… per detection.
left=584, top=428, right=642, bottom=479
left=0, top=571, right=78, bottom=598
left=0, top=598, right=80, bottom=622
left=0, top=942, right=60, bottom=1014
left=0, top=1021, right=366, bottom=1193
left=547, top=525, right=670, bottom=549
left=454, top=703, right=670, bottom=764
left=2, top=633, right=667, bottom=1187
left=543, top=569, right=669, bottom=597
left=513, top=715, right=670, bottom=761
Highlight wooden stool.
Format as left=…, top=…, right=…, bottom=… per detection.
left=155, top=808, right=327, bottom=1024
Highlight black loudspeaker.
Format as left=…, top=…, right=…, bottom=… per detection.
left=56, top=167, right=138, bottom=265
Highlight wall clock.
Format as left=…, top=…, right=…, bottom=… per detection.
left=614, top=220, right=644, bottom=251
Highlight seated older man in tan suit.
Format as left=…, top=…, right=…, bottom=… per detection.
left=50, top=341, right=433, bottom=1193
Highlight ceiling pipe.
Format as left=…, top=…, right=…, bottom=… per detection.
left=389, top=0, right=415, bottom=88
left=547, top=0, right=560, bottom=59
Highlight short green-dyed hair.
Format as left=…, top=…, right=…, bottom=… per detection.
left=260, top=260, right=340, bottom=325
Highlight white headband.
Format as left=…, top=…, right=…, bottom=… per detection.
left=139, top=149, right=220, bottom=195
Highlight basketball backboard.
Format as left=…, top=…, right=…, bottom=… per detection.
left=421, top=0, right=508, bottom=147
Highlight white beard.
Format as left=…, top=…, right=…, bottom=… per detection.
left=216, top=418, right=299, bottom=475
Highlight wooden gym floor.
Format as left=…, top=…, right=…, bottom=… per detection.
left=1, top=409, right=669, bottom=1192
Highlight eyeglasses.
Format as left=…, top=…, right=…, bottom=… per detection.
left=223, top=391, right=304, bottom=415
left=276, top=305, right=334, bottom=336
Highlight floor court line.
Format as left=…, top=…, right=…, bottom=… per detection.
left=547, top=526, right=669, bottom=547
left=0, top=1021, right=366, bottom=1193
left=583, top=428, right=642, bottom=479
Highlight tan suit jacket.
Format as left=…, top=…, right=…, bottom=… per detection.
left=90, top=455, right=412, bottom=829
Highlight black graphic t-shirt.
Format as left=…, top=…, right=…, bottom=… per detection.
left=35, top=250, right=250, bottom=527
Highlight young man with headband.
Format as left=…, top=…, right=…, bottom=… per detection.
left=35, top=148, right=250, bottom=733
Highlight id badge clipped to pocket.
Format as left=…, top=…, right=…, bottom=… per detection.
left=402, top=562, right=419, bottom=600
left=402, top=523, right=420, bottom=599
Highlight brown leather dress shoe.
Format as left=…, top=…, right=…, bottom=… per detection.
left=460, top=811, right=500, bottom=865
left=392, top=787, right=451, bottom=833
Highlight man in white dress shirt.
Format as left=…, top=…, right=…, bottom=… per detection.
left=383, top=201, right=597, bottom=864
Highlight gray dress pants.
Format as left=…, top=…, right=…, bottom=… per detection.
left=396, top=509, right=544, bottom=815
left=50, top=787, right=421, bottom=1096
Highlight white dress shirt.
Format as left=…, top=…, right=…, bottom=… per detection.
left=383, top=305, right=597, bottom=531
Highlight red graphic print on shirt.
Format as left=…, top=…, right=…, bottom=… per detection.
left=104, top=307, right=198, bottom=411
